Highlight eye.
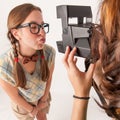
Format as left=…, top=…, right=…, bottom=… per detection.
left=30, top=23, right=38, bottom=29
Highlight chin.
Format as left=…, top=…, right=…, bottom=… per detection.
left=37, top=45, right=44, bottom=50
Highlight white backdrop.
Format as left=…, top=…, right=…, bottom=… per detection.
left=0, top=0, right=111, bottom=120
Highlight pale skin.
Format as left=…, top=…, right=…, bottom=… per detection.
left=63, top=46, right=95, bottom=120
left=0, top=10, right=54, bottom=119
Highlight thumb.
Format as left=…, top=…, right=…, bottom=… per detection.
left=86, top=63, right=96, bottom=81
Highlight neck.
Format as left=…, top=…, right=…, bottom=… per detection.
left=19, top=50, right=38, bottom=58
left=19, top=49, right=37, bottom=57
left=18, top=46, right=37, bottom=57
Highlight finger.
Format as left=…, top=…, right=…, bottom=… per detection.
left=86, top=63, right=96, bottom=80
left=68, top=47, right=77, bottom=66
left=73, top=57, right=77, bottom=64
left=62, top=46, right=70, bottom=69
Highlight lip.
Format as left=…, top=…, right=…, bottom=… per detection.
left=38, top=38, right=46, bottom=43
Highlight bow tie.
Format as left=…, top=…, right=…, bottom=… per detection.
left=22, top=54, right=38, bottom=64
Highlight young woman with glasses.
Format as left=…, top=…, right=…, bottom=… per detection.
left=63, top=0, right=120, bottom=120
left=0, top=3, right=55, bottom=120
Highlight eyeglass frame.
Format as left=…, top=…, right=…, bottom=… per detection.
left=16, top=22, right=49, bottom=34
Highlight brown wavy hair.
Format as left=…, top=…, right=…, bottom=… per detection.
left=7, top=3, right=50, bottom=88
left=91, top=0, right=120, bottom=119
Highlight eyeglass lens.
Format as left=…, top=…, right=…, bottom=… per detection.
left=29, top=23, right=49, bottom=34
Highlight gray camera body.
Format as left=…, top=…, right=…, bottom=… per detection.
left=56, top=5, right=93, bottom=58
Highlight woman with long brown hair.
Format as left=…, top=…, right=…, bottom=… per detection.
left=0, top=3, right=55, bottom=120
left=63, top=0, right=120, bottom=119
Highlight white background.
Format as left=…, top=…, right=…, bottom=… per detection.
left=0, top=0, right=111, bottom=120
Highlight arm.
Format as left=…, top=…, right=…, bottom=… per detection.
left=36, top=64, right=54, bottom=120
left=72, top=98, right=89, bottom=120
left=63, top=46, right=95, bottom=120
left=0, top=79, right=38, bottom=117
left=36, top=64, right=54, bottom=112
left=40, top=64, right=54, bottom=101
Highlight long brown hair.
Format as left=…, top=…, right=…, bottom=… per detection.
left=92, top=0, right=120, bottom=119
left=7, top=3, right=50, bottom=88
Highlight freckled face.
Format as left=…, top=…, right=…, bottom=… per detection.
left=18, top=10, right=46, bottom=51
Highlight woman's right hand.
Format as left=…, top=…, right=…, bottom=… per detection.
left=63, top=46, right=96, bottom=97
left=29, top=106, right=38, bottom=118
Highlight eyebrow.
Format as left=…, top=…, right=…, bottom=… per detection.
left=27, top=21, right=44, bottom=25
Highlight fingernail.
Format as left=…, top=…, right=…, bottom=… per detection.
left=73, top=47, right=77, bottom=50
left=66, top=46, right=69, bottom=49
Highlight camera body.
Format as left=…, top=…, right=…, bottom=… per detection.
left=56, top=5, right=92, bottom=58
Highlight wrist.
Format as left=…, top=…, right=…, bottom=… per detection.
left=74, top=91, right=90, bottom=97
left=40, top=95, right=49, bottom=102
left=40, top=101, right=47, bottom=103
left=73, top=95, right=90, bottom=100
left=39, top=96, right=47, bottom=103
left=29, top=106, right=35, bottom=113
left=29, top=106, right=38, bottom=117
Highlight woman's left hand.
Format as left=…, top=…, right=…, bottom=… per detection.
left=63, top=46, right=96, bottom=97
left=37, top=99, right=48, bottom=111
left=36, top=99, right=48, bottom=120
left=36, top=110, right=47, bottom=120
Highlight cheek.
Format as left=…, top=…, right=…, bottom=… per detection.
left=99, top=41, right=102, bottom=58
left=21, top=29, right=34, bottom=40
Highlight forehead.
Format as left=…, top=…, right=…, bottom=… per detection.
left=23, top=10, right=43, bottom=24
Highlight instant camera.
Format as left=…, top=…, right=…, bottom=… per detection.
left=56, top=5, right=93, bottom=58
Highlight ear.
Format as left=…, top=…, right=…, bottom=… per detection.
left=10, top=29, right=21, bottom=41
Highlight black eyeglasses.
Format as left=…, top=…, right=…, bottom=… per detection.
left=17, top=22, right=49, bottom=34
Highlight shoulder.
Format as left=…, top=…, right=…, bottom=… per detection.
left=43, top=44, right=56, bottom=66
left=0, top=49, right=14, bottom=70
left=0, top=48, right=15, bottom=85
left=43, top=44, right=56, bottom=56
left=0, top=48, right=14, bottom=69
